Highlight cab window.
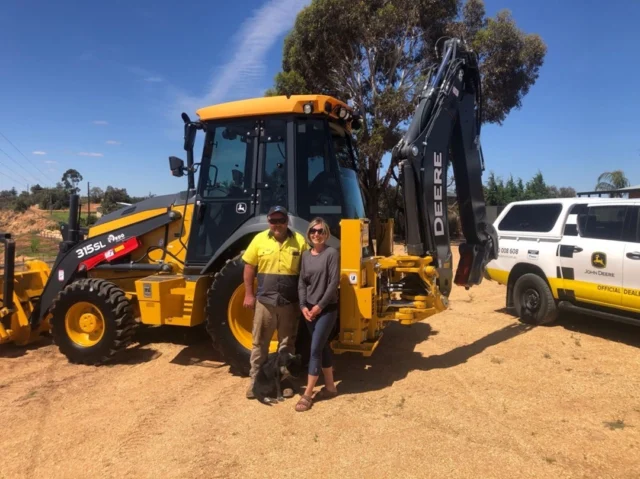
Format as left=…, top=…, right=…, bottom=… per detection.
left=259, top=119, right=287, bottom=214
left=201, top=120, right=255, bottom=198
left=295, top=119, right=343, bottom=233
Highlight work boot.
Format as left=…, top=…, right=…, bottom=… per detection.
left=283, top=388, right=294, bottom=398
left=281, top=378, right=295, bottom=398
left=246, top=379, right=255, bottom=399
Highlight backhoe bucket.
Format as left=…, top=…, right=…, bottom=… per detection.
left=0, top=233, right=52, bottom=346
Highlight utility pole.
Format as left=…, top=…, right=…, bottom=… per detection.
left=87, top=182, right=90, bottom=223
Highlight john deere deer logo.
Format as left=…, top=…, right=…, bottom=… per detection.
left=591, top=252, right=607, bottom=269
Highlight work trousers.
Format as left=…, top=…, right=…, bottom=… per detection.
left=249, top=301, right=299, bottom=379
left=304, top=303, right=338, bottom=376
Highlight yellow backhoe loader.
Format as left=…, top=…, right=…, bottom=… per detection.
left=0, top=38, right=498, bottom=376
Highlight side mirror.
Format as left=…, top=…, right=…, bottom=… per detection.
left=169, top=156, right=185, bottom=177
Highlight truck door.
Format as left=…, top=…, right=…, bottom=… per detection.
left=622, top=205, right=640, bottom=310
left=560, top=204, right=627, bottom=307
left=186, top=119, right=258, bottom=265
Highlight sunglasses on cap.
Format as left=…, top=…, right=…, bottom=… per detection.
left=268, top=217, right=287, bottom=225
left=309, top=227, right=324, bottom=235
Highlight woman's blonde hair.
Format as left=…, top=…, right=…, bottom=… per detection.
left=306, top=217, right=331, bottom=244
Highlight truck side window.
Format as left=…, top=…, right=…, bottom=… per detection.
left=498, top=204, right=562, bottom=232
left=580, top=205, right=627, bottom=241
left=563, top=204, right=587, bottom=236
left=622, top=206, right=640, bottom=243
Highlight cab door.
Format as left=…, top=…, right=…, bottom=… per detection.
left=622, top=205, right=640, bottom=310
left=562, top=204, right=628, bottom=307
left=186, top=119, right=259, bottom=265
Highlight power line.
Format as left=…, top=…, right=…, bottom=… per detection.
left=0, top=145, right=49, bottom=186
left=0, top=155, right=34, bottom=185
left=0, top=169, right=29, bottom=190
left=0, top=130, right=51, bottom=184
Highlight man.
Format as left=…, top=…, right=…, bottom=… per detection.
left=241, top=206, right=308, bottom=399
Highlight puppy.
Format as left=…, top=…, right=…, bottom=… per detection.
left=252, top=351, right=303, bottom=404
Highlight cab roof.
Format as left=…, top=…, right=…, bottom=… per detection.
left=196, top=94, right=354, bottom=125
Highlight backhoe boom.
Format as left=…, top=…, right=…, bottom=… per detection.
left=392, top=38, right=498, bottom=296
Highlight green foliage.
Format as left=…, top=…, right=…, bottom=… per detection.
left=12, top=197, right=30, bottom=213
left=267, top=0, right=547, bottom=229
left=595, top=170, right=630, bottom=197
left=30, top=237, right=40, bottom=254
left=100, top=186, right=133, bottom=215
left=483, top=170, right=575, bottom=206
left=79, top=213, right=98, bottom=227
left=89, top=186, right=104, bottom=203
left=61, top=168, right=83, bottom=194
left=99, top=187, right=153, bottom=215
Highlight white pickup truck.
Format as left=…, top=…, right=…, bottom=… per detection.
left=485, top=197, right=640, bottom=325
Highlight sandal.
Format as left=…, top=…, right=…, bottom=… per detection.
left=315, top=387, right=338, bottom=400
left=295, top=395, right=313, bottom=412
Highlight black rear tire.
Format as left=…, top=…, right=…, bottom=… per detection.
left=513, top=273, right=558, bottom=325
left=206, top=256, right=254, bottom=376
left=50, top=278, right=137, bottom=364
left=205, top=254, right=311, bottom=377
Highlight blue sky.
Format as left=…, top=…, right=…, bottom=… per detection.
left=0, top=0, right=638, bottom=198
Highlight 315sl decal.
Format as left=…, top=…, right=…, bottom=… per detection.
left=76, top=241, right=107, bottom=259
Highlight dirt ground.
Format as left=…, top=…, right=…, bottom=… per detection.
left=1, top=248, right=639, bottom=479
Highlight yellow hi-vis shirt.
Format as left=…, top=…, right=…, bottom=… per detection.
left=242, top=229, right=308, bottom=306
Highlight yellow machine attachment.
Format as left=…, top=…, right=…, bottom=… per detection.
left=332, top=219, right=449, bottom=356
left=0, top=234, right=52, bottom=346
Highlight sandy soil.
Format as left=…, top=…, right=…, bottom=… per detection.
left=1, top=248, right=640, bottom=479
left=0, top=208, right=58, bottom=235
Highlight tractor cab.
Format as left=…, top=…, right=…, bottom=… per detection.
left=170, top=95, right=368, bottom=271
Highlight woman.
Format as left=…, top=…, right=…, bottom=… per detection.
left=295, top=217, right=340, bottom=412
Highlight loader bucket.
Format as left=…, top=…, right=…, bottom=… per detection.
left=0, top=233, right=52, bottom=346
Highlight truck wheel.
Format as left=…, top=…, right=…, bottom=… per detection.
left=513, top=273, right=558, bottom=325
left=49, top=278, right=137, bottom=364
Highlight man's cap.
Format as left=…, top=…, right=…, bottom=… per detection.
left=267, top=205, right=288, bottom=217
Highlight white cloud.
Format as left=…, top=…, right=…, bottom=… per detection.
left=175, top=0, right=310, bottom=115
left=78, top=152, right=104, bottom=157
left=32, top=150, right=46, bottom=155
left=105, top=140, right=121, bottom=145
left=92, top=120, right=108, bottom=125
left=145, top=76, right=163, bottom=83
left=44, top=160, right=57, bottom=164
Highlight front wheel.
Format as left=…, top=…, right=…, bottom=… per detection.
left=513, top=273, right=558, bottom=325
left=49, top=278, right=137, bottom=364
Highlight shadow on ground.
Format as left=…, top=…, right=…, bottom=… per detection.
left=496, top=307, right=640, bottom=349
left=115, top=324, right=226, bottom=367
left=0, top=335, right=53, bottom=359
left=331, top=321, right=532, bottom=396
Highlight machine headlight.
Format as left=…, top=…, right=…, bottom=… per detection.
left=303, top=102, right=314, bottom=114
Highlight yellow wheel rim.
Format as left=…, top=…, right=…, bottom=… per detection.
left=228, top=283, right=277, bottom=353
left=64, top=302, right=106, bottom=347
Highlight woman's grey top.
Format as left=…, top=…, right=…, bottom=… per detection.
left=298, top=246, right=340, bottom=310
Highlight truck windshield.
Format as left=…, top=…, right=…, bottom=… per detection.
left=330, top=123, right=366, bottom=219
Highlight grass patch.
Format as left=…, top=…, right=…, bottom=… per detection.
left=49, top=210, right=70, bottom=223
